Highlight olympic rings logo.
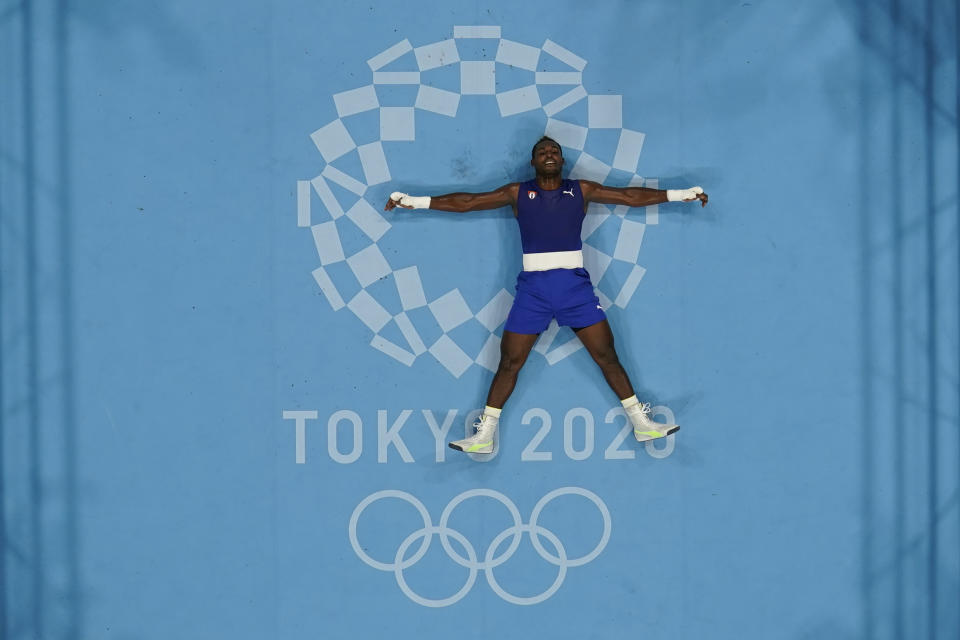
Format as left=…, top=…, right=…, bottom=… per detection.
left=348, top=487, right=611, bottom=607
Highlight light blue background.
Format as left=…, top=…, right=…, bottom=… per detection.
left=2, top=1, right=958, bottom=639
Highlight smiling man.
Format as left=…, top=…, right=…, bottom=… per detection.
left=385, top=136, right=708, bottom=455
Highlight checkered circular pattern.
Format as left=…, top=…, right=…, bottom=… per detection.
left=298, top=27, right=658, bottom=378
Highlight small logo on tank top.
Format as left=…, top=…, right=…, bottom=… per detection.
left=563, top=188, right=575, bottom=197
left=527, top=191, right=536, bottom=199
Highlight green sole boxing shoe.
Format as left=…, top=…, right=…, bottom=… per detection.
left=633, top=424, right=680, bottom=442
left=626, top=402, right=679, bottom=442
left=449, top=415, right=497, bottom=454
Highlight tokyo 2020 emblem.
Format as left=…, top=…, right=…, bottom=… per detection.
left=297, top=26, right=657, bottom=378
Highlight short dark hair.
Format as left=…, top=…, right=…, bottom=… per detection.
left=531, top=136, right=562, bottom=158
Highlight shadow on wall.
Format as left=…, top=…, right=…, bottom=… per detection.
left=1, top=2, right=81, bottom=638
left=840, top=0, right=959, bottom=638
left=1, top=3, right=199, bottom=640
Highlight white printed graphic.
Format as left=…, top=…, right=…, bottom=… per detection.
left=299, top=26, right=660, bottom=375
left=280, top=406, right=675, bottom=464
left=349, top=487, right=611, bottom=607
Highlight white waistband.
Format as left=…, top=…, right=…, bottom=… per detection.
left=522, top=250, right=583, bottom=271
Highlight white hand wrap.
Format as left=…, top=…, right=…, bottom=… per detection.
left=666, top=186, right=704, bottom=202
left=390, top=191, right=431, bottom=209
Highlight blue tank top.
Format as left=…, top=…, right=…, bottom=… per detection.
left=515, top=179, right=585, bottom=253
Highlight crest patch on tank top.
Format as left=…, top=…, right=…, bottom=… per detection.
left=527, top=191, right=536, bottom=199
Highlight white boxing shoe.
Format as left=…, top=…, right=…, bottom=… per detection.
left=449, top=415, right=498, bottom=454
left=626, top=402, right=679, bottom=442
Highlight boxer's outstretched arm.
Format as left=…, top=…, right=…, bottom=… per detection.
left=580, top=180, right=708, bottom=208
left=385, top=183, right=519, bottom=213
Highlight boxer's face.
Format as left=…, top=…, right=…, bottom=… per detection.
left=531, top=140, right=563, bottom=176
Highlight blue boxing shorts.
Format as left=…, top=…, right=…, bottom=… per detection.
left=503, top=267, right=607, bottom=335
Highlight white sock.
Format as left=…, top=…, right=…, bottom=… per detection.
left=621, top=395, right=649, bottom=431
left=484, top=405, right=502, bottom=421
